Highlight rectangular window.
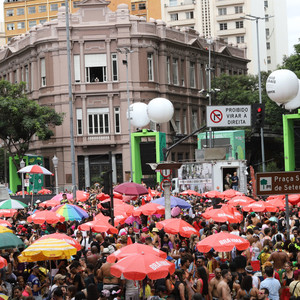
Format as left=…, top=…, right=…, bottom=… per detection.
left=6, top=9, right=14, bottom=17
left=236, top=21, right=243, bottom=29
left=166, top=57, right=171, bottom=84
left=236, top=36, right=244, bottom=44
left=218, top=8, right=226, bottom=15
left=267, top=56, right=271, bottom=64
left=266, top=28, right=270, bottom=36
left=111, top=53, right=118, bottom=81
left=266, top=42, right=270, bottom=50
left=138, top=3, right=146, bottom=9
left=84, top=54, right=107, bottom=83
left=172, top=58, right=179, bottom=85
left=25, top=65, right=29, bottom=91
left=74, top=55, right=81, bottom=83
left=17, top=22, right=25, bottom=29
left=87, top=108, right=109, bottom=134
left=186, top=11, right=194, bottom=19
left=50, top=4, right=58, bottom=11
left=189, top=61, right=195, bottom=88
left=29, top=20, right=36, bottom=28
left=169, top=0, right=177, bottom=6
left=28, top=6, right=36, bottom=14
left=40, top=58, right=46, bottom=87
left=39, top=5, right=46, bottom=12
left=183, top=111, right=187, bottom=134
left=219, top=23, right=227, bottom=30
left=73, top=1, right=80, bottom=8
left=181, top=59, right=185, bottom=86
left=114, top=107, right=121, bottom=134
left=61, top=3, right=65, bottom=7
left=235, top=6, right=243, bottom=13
left=17, top=8, right=24, bottom=15
left=175, top=109, right=181, bottom=134
left=192, top=110, right=198, bottom=131
left=76, top=109, right=83, bottom=135
left=131, top=4, right=135, bottom=10
left=40, top=19, right=47, bottom=25
left=7, top=23, right=15, bottom=30
left=264, top=0, right=268, bottom=7
left=147, top=53, right=154, bottom=81
left=265, top=14, right=269, bottom=22
left=170, top=13, right=178, bottom=21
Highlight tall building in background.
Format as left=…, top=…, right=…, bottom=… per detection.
left=161, top=0, right=288, bottom=74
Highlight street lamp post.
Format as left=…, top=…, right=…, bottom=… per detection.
left=52, top=155, right=59, bottom=195
left=116, top=47, right=134, bottom=181
left=242, top=14, right=272, bottom=172
left=20, top=159, right=25, bottom=199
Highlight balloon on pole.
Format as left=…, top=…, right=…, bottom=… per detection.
left=129, top=102, right=150, bottom=128
left=147, top=98, right=174, bottom=123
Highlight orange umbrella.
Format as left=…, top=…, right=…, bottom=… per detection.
left=37, top=189, right=52, bottom=195
left=227, top=196, right=255, bottom=206
left=196, top=232, right=250, bottom=252
left=180, top=190, right=201, bottom=197
left=266, top=198, right=285, bottom=209
left=202, top=205, right=243, bottom=224
left=0, top=209, right=17, bottom=217
left=107, top=243, right=167, bottom=263
left=221, top=189, right=240, bottom=199
left=16, top=191, right=29, bottom=196
left=38, top=233, right=81, bottom=251
left=76, top=190, right=90, bottom=202
left=133, top=203, right=165, bottom=217
left=156, top=218, right=199, bottom=237
left=110, top=252, right=175, bottom=280
left=27, top=210, right=65, bottom=224
left=243, top=201, right=277, bottom=212
left=203, top=190, right=222, bottom=198
left=78, top=219, right=118, bottom=234
left=0, top=220, right=11, bottom=227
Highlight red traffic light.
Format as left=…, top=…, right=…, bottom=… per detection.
left=257, top=107, right=262, bottom=113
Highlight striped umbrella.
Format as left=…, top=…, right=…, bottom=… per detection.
left=18, top=238, right=77, bottom=262
left=0, top=199, right=27, bottom=209
left=0, top=226, right=12, bottom=233
left=51, top=204, right=88, bottom=221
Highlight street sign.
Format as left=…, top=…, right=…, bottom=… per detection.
left=206, top=105, right=251, bottom=127
left=256, top=171, right=300, bottom=196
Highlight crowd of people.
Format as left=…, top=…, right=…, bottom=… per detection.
left=1, top=187, right=300, bottom=300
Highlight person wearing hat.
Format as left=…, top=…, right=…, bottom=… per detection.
left=49, top=274, right=66, bottom=294
left=245, top=265, right=260, bottom=289
left=289, top=269, right=300, bottom=299
left=27, top=265, right=47, bottom=300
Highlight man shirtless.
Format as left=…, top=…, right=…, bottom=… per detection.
left=209, top=268, right=222, bottom=300
left=217, top=269, right=232, bottom=300
left=86, top=245, right=101, bottom=265
left=267, top=243, right=289, bottom=269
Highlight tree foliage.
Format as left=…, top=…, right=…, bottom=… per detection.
left=0, top=80, right=64, bottom=170
left=212, top=72, right=285, bottom=134
left=280, top=43, right=300, bottom=78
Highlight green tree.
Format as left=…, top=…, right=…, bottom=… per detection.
left=0, top=80, right=64, bottom=170
left=280, top=43, right=300, bottom=78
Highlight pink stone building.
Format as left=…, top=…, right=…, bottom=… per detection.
left=0, top=0, right=248, bottom=190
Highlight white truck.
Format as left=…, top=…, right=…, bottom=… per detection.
left=172, top=159, right=248, bottom=195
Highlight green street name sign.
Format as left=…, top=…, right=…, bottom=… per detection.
left=256, top=171, right=300, bottom=196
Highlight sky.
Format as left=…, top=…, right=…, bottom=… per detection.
left=287, top=0, right=300, bottom=54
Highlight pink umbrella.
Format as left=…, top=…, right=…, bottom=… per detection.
left=203, top=190, right=222, bottom=198
left=40, top=193, right=73, bottom=208
left=0, top=257, right=7, bottom=269
left=171, top=207, right=181, bottom=217
left=114, top=182, right=148, bottom=196
left=133, top=203, right=165, bottom=217
left=0, top=220, right=11, bottom=227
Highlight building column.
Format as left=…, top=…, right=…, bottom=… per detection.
left=112, top=153, right=117, bottom=184
left=84, top=155, right=90, bottom=188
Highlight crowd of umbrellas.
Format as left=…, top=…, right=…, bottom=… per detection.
left=0, top=164, right=299, bottom=281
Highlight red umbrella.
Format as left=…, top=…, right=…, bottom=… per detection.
left=27, top=210, right=65, bottom=224
left=38, top=233, right=81, bottom=251
left=196, top=231, right=250, bottom=253
left=202, top=206, right=243, bottom=224
left=94, top=213, right=111, bottom=222
left=156, top=218, right=199, bottom=237
left=0, top=257, right=7, bottom=269
left=243, top=201, right=277, bottom=212
left=76, top=191, right=90, bottom=202
left=107, top=243, right=167, bottom=263
left=110, top=252, right=175, bottom=280
left=266, top=198, right=285, bottom=209
left=37, top=189, right=52, bottom=195
left=78, top=219, right=118, bottom=234
left=289, top=194, right=300, bottom=205
left=0, top=209, right=17, bottom=217
left=221, top=189, right=240, bottom=199
left=227, top=196, right=255, bottom=206
left=114, top=182, right=148, bottom=196
left=180, top=190, right=201, bottom=197
left=16, top=191, right=29, bottom=196
left=0, top=220, right=11, bottom=227
left=203, top=190, right=222, bottom=198
left=133, top=203, right=165, bottom=216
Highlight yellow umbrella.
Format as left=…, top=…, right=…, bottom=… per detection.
left=0, top=225, right=12, bottom=233
left=18, top=238, right=77, bottom=262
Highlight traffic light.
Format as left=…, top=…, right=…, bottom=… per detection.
left=101, top=171, right=111, bottom=195
left=252, top=103, right=265, bottom=129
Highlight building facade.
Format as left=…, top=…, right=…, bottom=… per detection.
left=0, top=0, right=248, bottom=191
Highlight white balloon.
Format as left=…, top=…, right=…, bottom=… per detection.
left=266, top=70, right=299, bottom=104
left=129, top=102, right=150, bottom=128
left=147, top=98, right=174, bottom=123
left=283, top=80, right=300, bottom=110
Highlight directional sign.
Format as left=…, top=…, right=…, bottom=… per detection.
left=256, top=171, right=300, bottom=196
left=206, top=105, right=251, bottom=127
